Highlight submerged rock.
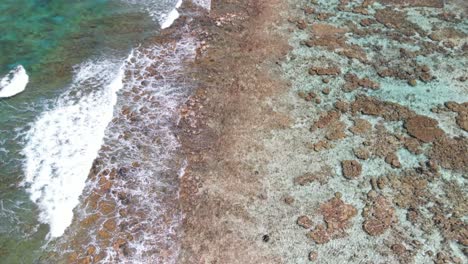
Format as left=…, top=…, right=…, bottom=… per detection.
left=326, top=121, right=347, bottom=140
left=308, top=251, right=318, bottom=261
left=294, top=167, right=331, bottom=185
left=307, top=197, right=357, bottom=244
left=445, top=101, right=468, bottom=132
left=429, top=136, right=468, bottom=172
left=374, top=7, right=425, bottom=36
left=308, top=66, right=341, bottom=76
left=283, top=195, right=295, bottom=205
left=349, top=118, right=372, bottom=135
left=404, top=115, right=444, bottom=143
left=307, top=224, right=330, bottom=244
left=321, top=197, right=358, bottom=232
left=363, top=195, right=395, bottom=236
left=377, top=0, right=444, bottom=8
left=354, top=147, right=370, bottom=160
left=351, top=95, right=416, bottom=121
left=334, top=100, right=350, bottom=113
left=311, top=111, right=341, bottom=131
left=343, top=73, right=380, bottom=92
left=385, top=153, right=401, bottom=168
left=341, top=160, right=362, bottom=179
left=297, top=215, right=313, bottom=229
left=311, top=140, right=332, bottom=152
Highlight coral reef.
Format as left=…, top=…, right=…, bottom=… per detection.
left=362, top=195, right=396, bottom=236
left=307, top=197, right=358, bottom=244
left=173, top=0, right=468, bottom=263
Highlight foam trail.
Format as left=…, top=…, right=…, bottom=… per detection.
left=22, top=59, right=125, bottom=238
left=0, top=65, right=29, bottom=98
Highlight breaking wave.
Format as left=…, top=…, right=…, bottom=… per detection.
left=22, top=59, right=125, bottom=238
left=40, top=35, right=198, bottom=263
left=0, top=65, right=29, bottom=98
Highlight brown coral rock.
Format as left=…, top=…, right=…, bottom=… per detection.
left=354, top=147, right=370, bottom=160
left=99, top=201, right=116, bottom=215
left=307, top=24, right=367, bottom=62
left=297, top=215, right=313, bottom=229
left=308, top=66, right=341, bottom=76
left=294, top=173, right=318, bottom=186
left=445, top=101, right=468, bottom=132
left=391, top=171, right=429, bottom=209
left=297, top=20, right=307, bottom=30
left=284, top=195, right=295, bottom=205
left=316, top=13, right=333, bottom=21
left=308, top=197, right=357, bottom=244
left=430, top=136, right=468, bottom=172
left=403, top=137, right=422, bottom=154
left=349, top=118, right=372, bottom=135
left=391, top=243, right=407, bottom=254
left=103, top=219, right=117, bottom=232
left=308, top=251, right=318, bottom=261
left=363, top=195, right=395, bottom=236
left=374, top=7, right=425, bottom=36
left=294, top=167, right=331, bottom=185
left=341, top=160, right=362, bottom=179
left=311, top=111, right=341, bottom=130
left=307, top=225, right=330, bottom=244
left=320, top=197, right=358, bottom=232
left=335, top=100, right=349, bottom=113
left=351, top=96, right=415, bottom=121
left=404, top=115, right=444, bottom=143
left=304, top=7, right=315, bottom=15
left=360, top=18, right=376, bottom=27
left=369, top=125, right=401, bottom=159
left=343, top=73, right=380, bottom=92
left=312, top=140, right=331, bottom=152
left=326, top=121, right=347, bottom=140
left=98, top=229, right=112, bottom=240
left=432, top=210, right=468, bottom=247
left=378, top=0, right=444, bottom=8
left=385, top=153, right=401, bottom=168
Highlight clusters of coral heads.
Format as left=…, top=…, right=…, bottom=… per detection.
left=285, top=0, right=467, bottom=262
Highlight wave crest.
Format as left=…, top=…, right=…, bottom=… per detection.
left=0, top=65, right=29, bottom=98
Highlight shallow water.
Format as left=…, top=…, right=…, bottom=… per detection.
left=256, top=0, right=467, bottom=263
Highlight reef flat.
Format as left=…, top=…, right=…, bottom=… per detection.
left=2, top=0, right=464, bottom=262
left=177, top=0, right=467, bottom=263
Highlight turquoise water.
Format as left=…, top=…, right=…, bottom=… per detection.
left=0, top=1, right=162, bottom=262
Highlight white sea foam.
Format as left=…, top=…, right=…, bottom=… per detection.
left=22, top=59, right=125, bottom=238
left=97, top=37, right=196, bottom=263
left=160, top=8, right=180, bottom=29
left=124, top=0, right=209, bottom=29
left=0, top=65, right=29, bottom=98
left=25, top=0, right=203, bottom=260
left=45, top=36, right=197, bottom=263
left=192, top=0, right=211, bottom=10
left=160, top=0, right=183, bottom=29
